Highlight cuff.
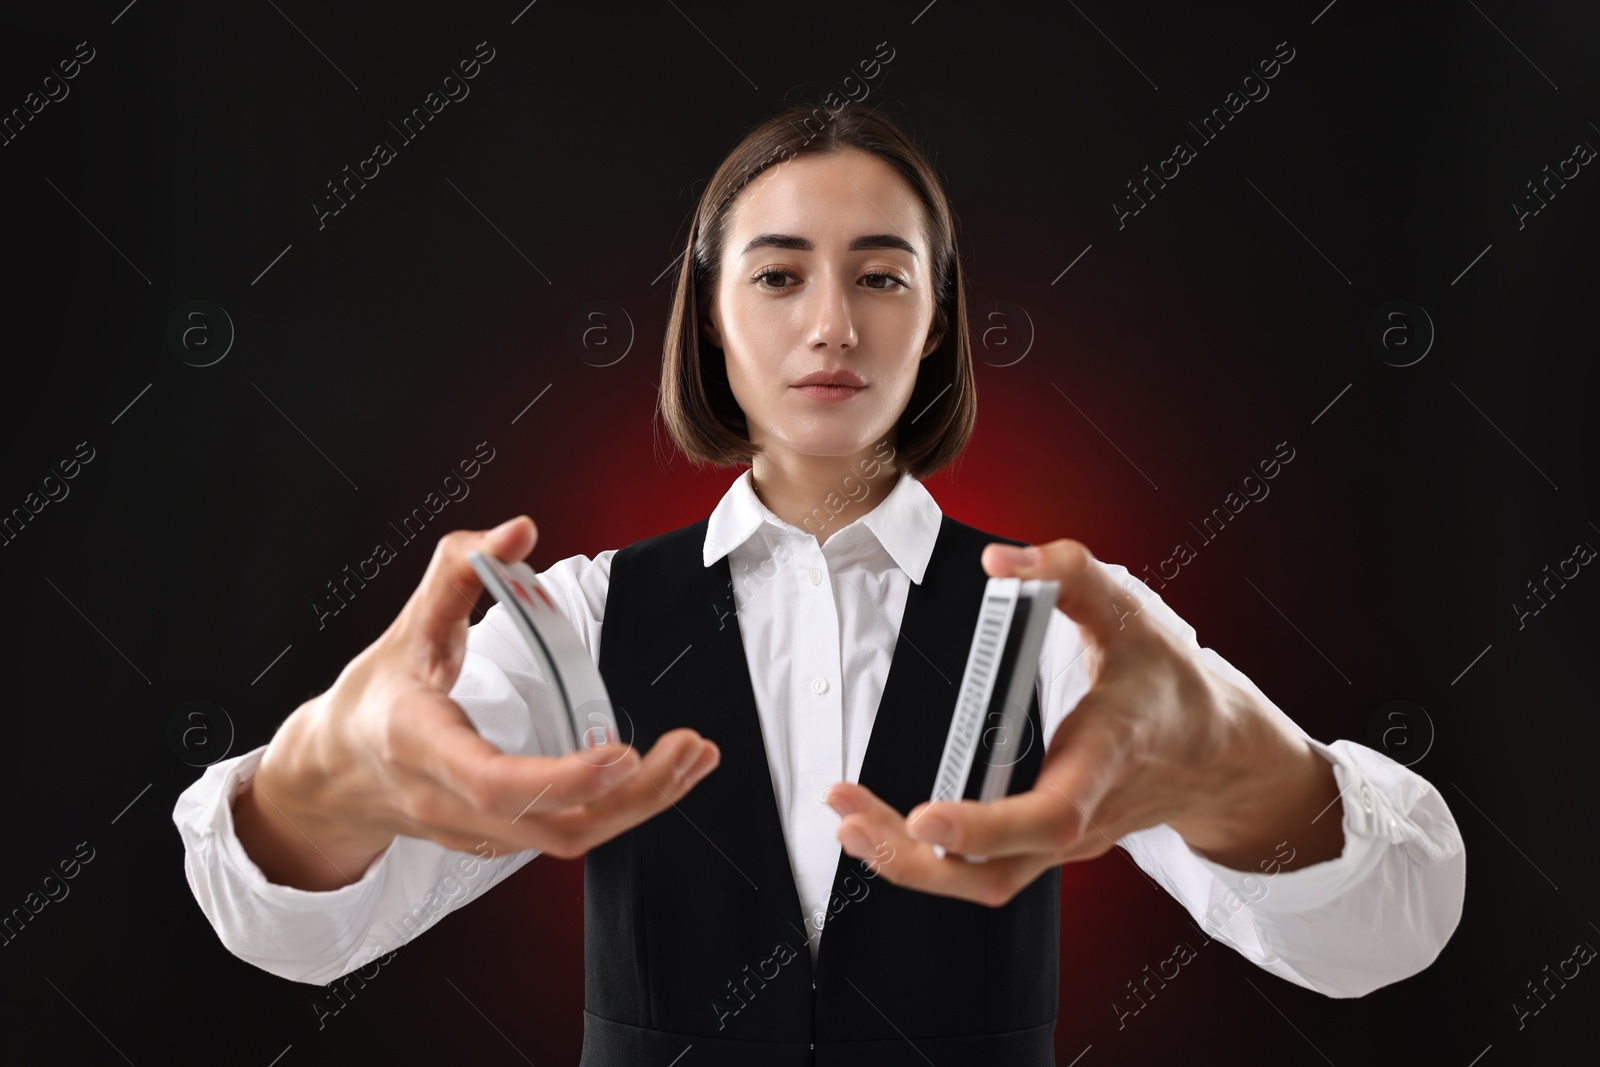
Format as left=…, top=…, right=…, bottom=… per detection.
left=178, top=745, right=397, bottom=911
left=1180, top=738, right=1392, bottom=915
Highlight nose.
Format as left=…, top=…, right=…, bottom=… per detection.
left=808, top=275, right=857, bottom=351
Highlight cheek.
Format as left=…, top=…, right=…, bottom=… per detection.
left=739, top=299, right=806, bottom=356
left=727, top=293, right=805, bottom=357
left=880, top=290, right=937, bottom=362
left=719, top=295, right=808, bottom=403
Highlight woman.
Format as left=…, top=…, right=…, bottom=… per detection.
left=175, top=104, right=1466, bottom=1064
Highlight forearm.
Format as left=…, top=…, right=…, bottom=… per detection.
left=175, top=746, right=537, bottom=986
left=1092, top=567, right=1465, bottom=995
left=1177, top=731, right=1347, bottom=872
left=232, top=772, right=394, bottom=892
left=1123, top=739, right=1466, bottom=998
left=176, top=747, right=397, bottom=984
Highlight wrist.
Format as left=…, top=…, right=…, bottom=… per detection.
left=1168, top=691, right=1344, bottom=872
left=233, top=723, right=395, bottom=890
left=232, top=774, right=393, bottom=890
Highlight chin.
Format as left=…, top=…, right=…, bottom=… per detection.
left=775, top=428, right=877, bottom=459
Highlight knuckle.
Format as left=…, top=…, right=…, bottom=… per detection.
left=866, top=856, right=900, bottom=884
left=1058, top=539, right=1094, bottom=572
left=542, top=828, right=585, bottom=860
left=434, top=528, right=471, bottom=563
left=401, top=790, right=444, bottom=829
left=1050, top=814, right=1084, bottom=854
left=980, top=880, right=1015, bottom=908
left=462, top=779, right=499, bottom=816
left=375, top=715, right=405, bottom=768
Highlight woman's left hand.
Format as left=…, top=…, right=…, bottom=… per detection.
left=825, top=539, right=1346, bottom=907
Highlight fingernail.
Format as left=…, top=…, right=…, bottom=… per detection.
left=839, top=826, right=871, bottom=857
left=828, top=788, right=857, bottom=815
left=910, top=814, right=955, bottom=845
left=675, top=742, right=706, bottom=782
left=994, top=545, right=1039, bottom=571
left=686, top=748, right=719, bottom=785
left=487, top=516, right=524, bottom=538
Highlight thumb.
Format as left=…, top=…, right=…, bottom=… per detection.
left=395, top=516, right=538, bottom=669
left=981, top=539, right=1143, bottom=648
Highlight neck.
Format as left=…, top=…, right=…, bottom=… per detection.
left=749, top=441, right=900, bottom=546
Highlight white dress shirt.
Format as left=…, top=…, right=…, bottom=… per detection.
left=174, top=468, right=1465, bottom=997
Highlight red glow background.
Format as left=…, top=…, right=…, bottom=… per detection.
left=7, top=1, right=1596, bottom=1063
left=378, top=283, right=1380, bottom=1062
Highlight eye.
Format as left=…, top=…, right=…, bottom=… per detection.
left=861, top=271, right=908, bottom=290
left=753, top=268, right=798, bottom=289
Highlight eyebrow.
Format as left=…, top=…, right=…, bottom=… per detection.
left=739, top=233, right=918, bottom=257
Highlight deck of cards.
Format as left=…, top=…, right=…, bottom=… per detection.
left=927, top=576, right=1059, bottom=860
left=468, top=551, right=621, bottom=756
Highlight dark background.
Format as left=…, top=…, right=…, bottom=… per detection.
left=2, top=0, right=1595, bottom=1063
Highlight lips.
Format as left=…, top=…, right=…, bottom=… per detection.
left=792, top=383, right=864, bottom=403
left=791, top=370, right=866, bottom=388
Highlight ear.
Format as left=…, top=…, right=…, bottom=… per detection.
left=920, top=305, right=947, bottom=360
left=700, top=290, right=724, bottom=349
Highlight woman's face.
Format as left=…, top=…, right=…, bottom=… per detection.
left=701, top=146, right=944, bottom=465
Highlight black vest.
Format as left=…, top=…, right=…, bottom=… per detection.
left=583, top=513, right=1061, bottom=1066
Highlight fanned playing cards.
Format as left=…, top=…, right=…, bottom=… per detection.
left=468, top=551, right=621, bottom=756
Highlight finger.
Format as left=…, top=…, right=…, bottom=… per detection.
left=981, top=538, right=1147, bottom=647
left=902, top=719, right=1122, bottom=860
left=827, top=782, right=1059, bottom=907
left=521, top=731, right=722, bottom=857
left=395, top=714, right=706, bottom=855
left=905, top=792, right=1068, bottom=859
left=394, top=517, right=539, bottom=682
left=416, top=697, right=672, bottom=812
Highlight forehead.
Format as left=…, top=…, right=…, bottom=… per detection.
left=723, top=146, right=927, bottom=252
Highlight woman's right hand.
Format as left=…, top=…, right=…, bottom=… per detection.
left=231, top=516, right=720, bottom=891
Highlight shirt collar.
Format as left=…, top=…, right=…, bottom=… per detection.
left=701, top=467, right=943, bottom=584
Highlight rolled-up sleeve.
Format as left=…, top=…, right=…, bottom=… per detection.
left=173, top=642, right=547, bottom=985
left=172, top=549, right=616, bottom=986
left=1039, top=563, right=1466, bottom=998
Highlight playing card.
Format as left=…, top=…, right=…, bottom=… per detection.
left=928, top=576, right=1059, bottom=860
left=467, top=550, right=622, bottom=756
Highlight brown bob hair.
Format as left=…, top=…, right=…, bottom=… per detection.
left=659, top=103, right=975, bottom=481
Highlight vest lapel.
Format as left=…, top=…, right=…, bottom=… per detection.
left=589, top=512, right=1055, bottom=1050
left=812, top=513, right=983, bottom=973
left=695, top=516, right=974, bottom=962
left=685, top=514, right=1021, bottom=973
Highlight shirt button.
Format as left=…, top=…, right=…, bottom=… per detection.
left=812, top=677, right=829, bottom=695
left=809, top=568, right=823, bottom=586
